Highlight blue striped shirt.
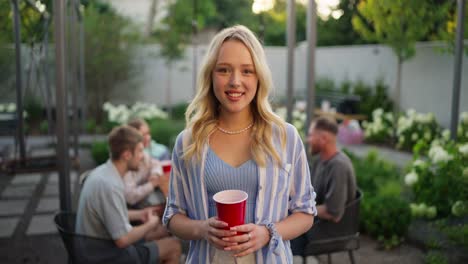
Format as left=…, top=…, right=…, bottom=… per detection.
left=205, top=146, right=258, bottom=226
left=163, top=123, right=317, bottom=263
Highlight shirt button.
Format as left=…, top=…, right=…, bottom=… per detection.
left=259, top=186, right=263, bottom=190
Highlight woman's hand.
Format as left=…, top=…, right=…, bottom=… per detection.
left=222, top=224, right=271, bottom=257
left=201, top=217, right=238, bottom=250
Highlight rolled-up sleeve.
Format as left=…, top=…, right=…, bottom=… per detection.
left=289, top=128, right=317, bottom=216
left=163, top=132, right=188, bottom=227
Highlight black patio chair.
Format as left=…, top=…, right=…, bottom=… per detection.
left=301, top=189, right=363, bottom=264
left=54, top=211, right=142, bottom=264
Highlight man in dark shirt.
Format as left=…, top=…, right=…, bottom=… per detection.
left=292, top=116, right=357, bottom=255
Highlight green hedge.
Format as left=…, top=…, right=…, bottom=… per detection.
left=148, top=118, right=185, bottom=150
left=344, top=149, right=411, bottom=249
left=91, top=141, right=108, bottom=165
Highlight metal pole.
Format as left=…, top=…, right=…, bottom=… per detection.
left=450, top=0, right=465, bottom=140
left=192, top=0, right=198, bottom=95
left=305, top=0, right=317, bottom=158
left=43, top=16, right=54, bottom=136
left=11, top=0, right=26, bottom=165
left=79, top=5, right=87, bottom=133
left=54, top=0, right=72, bottom=212
left=70, top=0, right=79, bottom=158
left=286, top=0, right=296, bottom=123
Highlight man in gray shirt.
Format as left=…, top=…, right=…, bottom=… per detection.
left=76, top=125, right=181, bottom=263
left=292, top=116, right=357, bottom=255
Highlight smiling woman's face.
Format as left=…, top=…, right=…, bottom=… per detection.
left=212, top=40, right=258, bottom=116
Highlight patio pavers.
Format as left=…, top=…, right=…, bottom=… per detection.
left=1, top=185, right=36, bottom=199
left=47, top=171, right=77, bottom=185
left=36, top=197, right=59, bottom=213
left=42, top=184, right=75, bottom=197
left=0, top=217, right=20, bottom=238
left=10, top=173, right=42, bottom=185
left=26, top=214, right=57, bottom=235
left=0, top=200, right=28, bottom=216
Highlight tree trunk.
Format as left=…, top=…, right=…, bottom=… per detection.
left=395, top=56, right=402, bottom=112
left=145, top=0, right=159, bottom=37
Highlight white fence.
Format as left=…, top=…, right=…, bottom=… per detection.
left=112, top=41, right=467, bottom=127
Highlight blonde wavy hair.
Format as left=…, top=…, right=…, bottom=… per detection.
left=183, top=25, right=286, bottom=167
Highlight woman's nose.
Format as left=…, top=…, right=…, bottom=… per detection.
left=229, top=71, right=241, bottom=87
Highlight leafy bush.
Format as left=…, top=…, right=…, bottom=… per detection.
left=439, top=223, right=468, bottom=249
left=103, top=102, right=168, bottom=125
left=148, top=118, right=185, bottom=149
left=361, top=194, right=412, bottom=248
left=352, top=78, right=393, bottom=120
left=91, top=141, right=109, bottom=165
left=362, top=108, right=394, bottom=144
left=425, top=251, right=448, bottom=264
left=406, top=140, right=468, bottom=218
left=345, top=149, right=410, bottom=248
left=458, top=112, right=468, bottom=143
left=170, top=102, right=189, bottom=120
left=39, top=120, right=49, bottom=134
left=315, top=77, right=335, bottom=92
left=24, top=96, right=43, bottom=122
left=85, top=119, right=96, bottom=134
left=397, top=109, right=442, bottom=151
left=345, top=149, right=401, bottom=195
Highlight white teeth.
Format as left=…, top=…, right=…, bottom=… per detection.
left=228, top=92, right=242, bottom=98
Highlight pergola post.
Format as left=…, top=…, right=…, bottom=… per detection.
left=286, top=0, right=296, bottom=123
left=305, top=0, right=317, bottom=141
left=450, top=0, right=466, bottom=140
left=11, top=0, right=26, bottom=165
left=54, top=0, right=72, bottom=212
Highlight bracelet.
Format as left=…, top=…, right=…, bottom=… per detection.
left=264, top=222, right=279, bottom=239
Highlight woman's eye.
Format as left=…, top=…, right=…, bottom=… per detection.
left=216, top=67, right=229, bottom=73
left=243, top=69, right=255, bottom=75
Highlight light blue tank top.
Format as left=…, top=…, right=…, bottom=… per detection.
left=205, top=147, right=258, bottom=224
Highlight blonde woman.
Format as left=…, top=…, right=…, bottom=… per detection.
left=163, top=25, right=316, bottom=263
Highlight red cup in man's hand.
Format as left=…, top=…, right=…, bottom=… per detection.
left=213, top=190, right=248, bottom=233
left=161, top=160, right=172, bottom=173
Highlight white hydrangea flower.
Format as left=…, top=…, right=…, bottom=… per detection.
left=428, top=145, right=453, bottom=164
left=461, top=112, right=468, bottom=124
left=0, top=104, right=5, bottom=112
left=411, top=133, right=418, bottom=141
left=407, top=109, right=416, bottom=117
left=463, top=167, right=468, bottom=178
left=7, top=103, right=16, bottom=112
left=275, top=107, right=287, bottom=120
left=385, top=112, right=393, bottom=121
left=413, top=159, right=426, bottom=168
left=424, top=131, right=431, bottom=140
left=442, top=129, right=450, bottom=140
left=459, top=143, right=468, bottom=156
left=405, top=171, right=418, bottom=186
left=372, top=108, right=384, bottom=119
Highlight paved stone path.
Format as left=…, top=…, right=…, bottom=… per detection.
left=0, top=136, right=424, bottom=263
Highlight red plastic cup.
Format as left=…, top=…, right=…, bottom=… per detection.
left=213, top=190, right=248, bottom=232
left=161, top=160, right=172, bottom=173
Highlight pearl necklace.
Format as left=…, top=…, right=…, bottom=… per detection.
left=216, top=123, right=253, bottom=135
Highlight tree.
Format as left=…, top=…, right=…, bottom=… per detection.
left=352, top=0, right=445, bottom=111
left=317, top=0, right=372, bottom=46
left=432, top=1, right=468, bottom=55
left=83, top=1, right=141, bottom=123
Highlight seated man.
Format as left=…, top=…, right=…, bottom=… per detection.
left=76, top=125, right=181, bottom=263
left=292, top=116, right=357, bottom=255
left=124, top=119, right=170, bottom=211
